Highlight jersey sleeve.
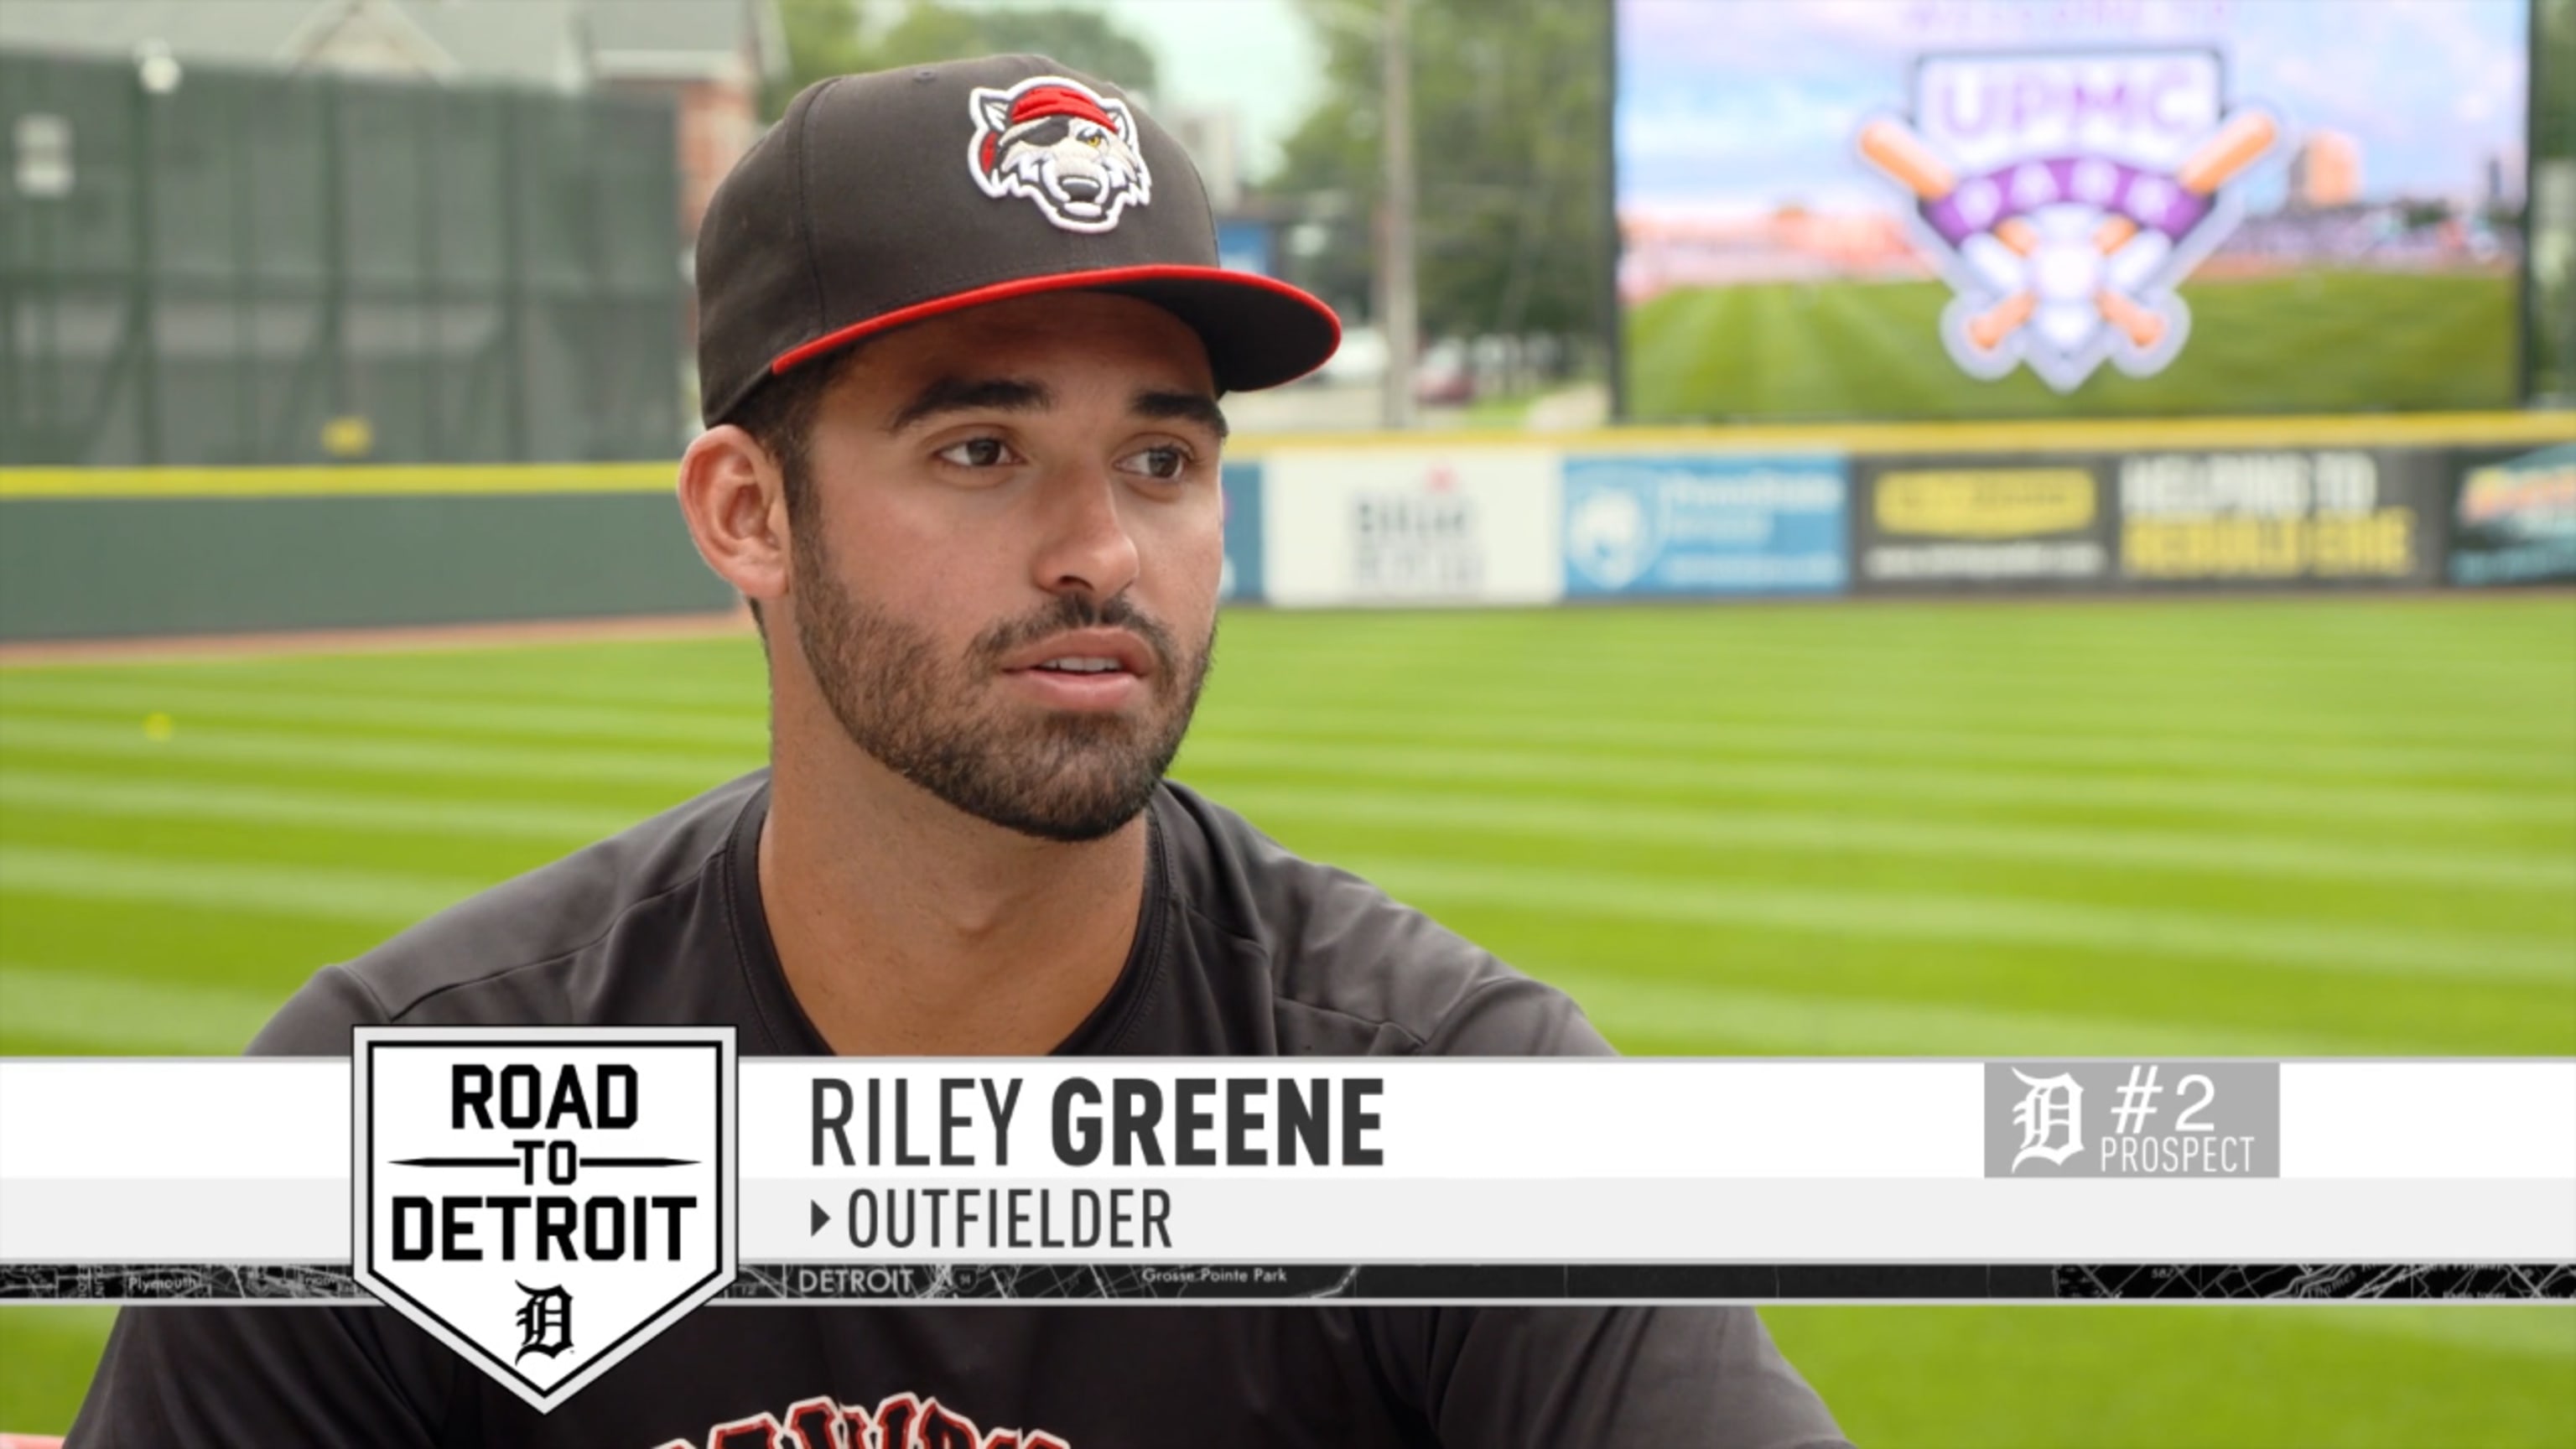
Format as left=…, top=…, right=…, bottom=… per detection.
left=65, top=965, right=463, bottom=1447
left=1417, top=973, right=1619, bottom=1057
left=1364, top=1303, right=1852, bottom=1449
left=70, top=1304, right=460, bottom=1447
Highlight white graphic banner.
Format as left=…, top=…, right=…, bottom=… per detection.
left=5, top=1057, right=2570, bottom=1265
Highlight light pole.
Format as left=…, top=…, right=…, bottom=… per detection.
left=1376, top=0, right=1417, bottom=429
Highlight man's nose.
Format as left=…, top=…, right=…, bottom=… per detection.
left=1029, top=464, right=1142, bottom=600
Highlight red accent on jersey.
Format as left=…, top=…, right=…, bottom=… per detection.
left=668, top=1392, right=1065, bottom=1449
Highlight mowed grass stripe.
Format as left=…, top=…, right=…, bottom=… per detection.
left=21, top=710, right=2558, bottom=837
left=1205, top=598, right=2576, bottom=680
left=1, top=679, right=767, bottom=750
left=1209, top=785, right=2576, bottom=894
left=16, top=663, right=773, bottom=719
left=0, top=641, right=773, bottom=711
left=0, top=958, right=2370, bottom=1060
left=1212, top=610, right=2573, bottom=681
left=0, top=715, right=761, bottom=791
left=89, top=649, right=2559, bottom=755
left=2295, top=1304, right=2576, bottom=1362
left=0, top=963, right=278, bottom=1054
left=1211, top=667, right=2575, bottom=753
left=0, top=771, right=650, bottom=845
left=1529, top=968, right=2389, bottom=1057
left=12, top=766, right=2558, bottom=897
left=1178, top=739, right=2576, bottom=828
left=18, top=677, right=2565, bottom=785
left=1343, top=854, right=2572, bottom=985
left=1514, top=937, right=2568, bottom=1055
left=1765, top=1299, right=2576, bottom=1449
left=1205, top=706, right=2576, bottom=786
left=0, top=895, right=398, bottom=1000
left=1210, top=597, right=2576, bottom=677
left=1205, top=604, right=2575, bottom=742
left=0, top=844, right=487, bottom=925
left=26, top=595, right=2552, bottom=719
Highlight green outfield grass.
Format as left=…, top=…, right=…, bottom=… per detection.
left=1626, top=271, right=2521, bottom=422
left=3, top=595, right=2573, bottom=1442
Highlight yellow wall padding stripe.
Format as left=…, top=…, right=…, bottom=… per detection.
left=0, top=463, right=678, bottom=500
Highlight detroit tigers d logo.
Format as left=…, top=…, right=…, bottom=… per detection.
left=968, top=75, right=1153, bottom=233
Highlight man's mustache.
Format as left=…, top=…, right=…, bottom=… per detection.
left=970, top=594, right=1181, bottom=682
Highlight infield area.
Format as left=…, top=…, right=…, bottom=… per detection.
left=3, top=595, right=2571, bottom=1443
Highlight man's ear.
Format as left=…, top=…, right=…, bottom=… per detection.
left=676, top=424, right=792, bottom=610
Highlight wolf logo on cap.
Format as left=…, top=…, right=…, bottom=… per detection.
left=968, top=74, right=1154, bottom=234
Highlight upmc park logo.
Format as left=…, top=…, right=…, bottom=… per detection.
left=1859, top=51, right=2281, bottom=392
left=352, top=1027, right=737, bottom=1411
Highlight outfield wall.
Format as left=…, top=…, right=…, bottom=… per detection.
left=0, top=466, right=728, bottom=641
left=2, top=415, right=2568, bottom=641
left=1226, top=414, right=2575, bottom=609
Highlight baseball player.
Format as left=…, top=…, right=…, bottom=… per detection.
left=70, top=56, right=1848, bottom=1448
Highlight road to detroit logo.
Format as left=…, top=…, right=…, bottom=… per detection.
left=352, top=1026, right=737, bottom=1412
left=1858, top=50, right=2282, bottom=392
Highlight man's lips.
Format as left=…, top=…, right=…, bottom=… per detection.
left=998, top=628, right=1156, bottom=711
left=999, top=628, right=1156, bottom=679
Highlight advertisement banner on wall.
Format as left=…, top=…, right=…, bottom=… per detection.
left=1219, top=461, right=1265, bottom=604
left=1852, top=456, right=2114, bottom=592
left=1260, top=449, right=1564, bottom=607
left=2116, top=449, right=2446, bottom=587
left=2448, top=444, right=2576, bottom=587
left=1562, top=455, right=1847, bottom=596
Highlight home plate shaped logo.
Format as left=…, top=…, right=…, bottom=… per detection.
left=1859, top=49, right=2282, bottom=392
left=352, top=1026, right=736, bottom=1412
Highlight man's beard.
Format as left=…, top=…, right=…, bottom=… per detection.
left=790, top=530, right=1212, bottom=843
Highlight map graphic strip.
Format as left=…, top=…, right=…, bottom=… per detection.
left=4, top=1263, right=2569, bottom=1302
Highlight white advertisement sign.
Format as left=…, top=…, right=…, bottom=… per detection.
left=1260, top=448, right=1565, bottom=607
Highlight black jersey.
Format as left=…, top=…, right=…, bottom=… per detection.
left=70, top=772, right=1849, bottom=1448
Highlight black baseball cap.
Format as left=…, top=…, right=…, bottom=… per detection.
left=695, top=55, right=1342, bottom=426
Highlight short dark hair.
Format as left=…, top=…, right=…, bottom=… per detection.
left=728, top=347, right=865, bottom=524
left=721, top=346, right=863, bottom=633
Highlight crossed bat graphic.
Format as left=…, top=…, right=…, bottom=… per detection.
left=1861, top=111, right=2277, bottom=355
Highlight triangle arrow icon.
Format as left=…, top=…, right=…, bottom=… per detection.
left=810, top=1199, right=830, bottom=1237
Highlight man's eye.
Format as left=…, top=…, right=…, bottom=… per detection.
left=937, top=437, right=1015, bottom=468
left=1123, top=445, right=1190, bottom=480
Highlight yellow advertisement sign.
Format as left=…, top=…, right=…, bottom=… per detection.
left=2116, top=451, right=2425, bottom=581
left=2122, top=511, right=2417, bottom=579
left=1873, top=470, right=2096, bottom=538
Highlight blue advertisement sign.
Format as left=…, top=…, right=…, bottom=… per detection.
left=1563, top=455, right=1848, bottom=596
left=1220, top=460, right=1265, bottom=603
left=1215, top=220, right=1275, bottom=278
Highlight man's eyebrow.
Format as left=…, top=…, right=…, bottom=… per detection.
left=1133, top=388, right=1229, bottom=441
left=886, top=377, right=1052, bottom=434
